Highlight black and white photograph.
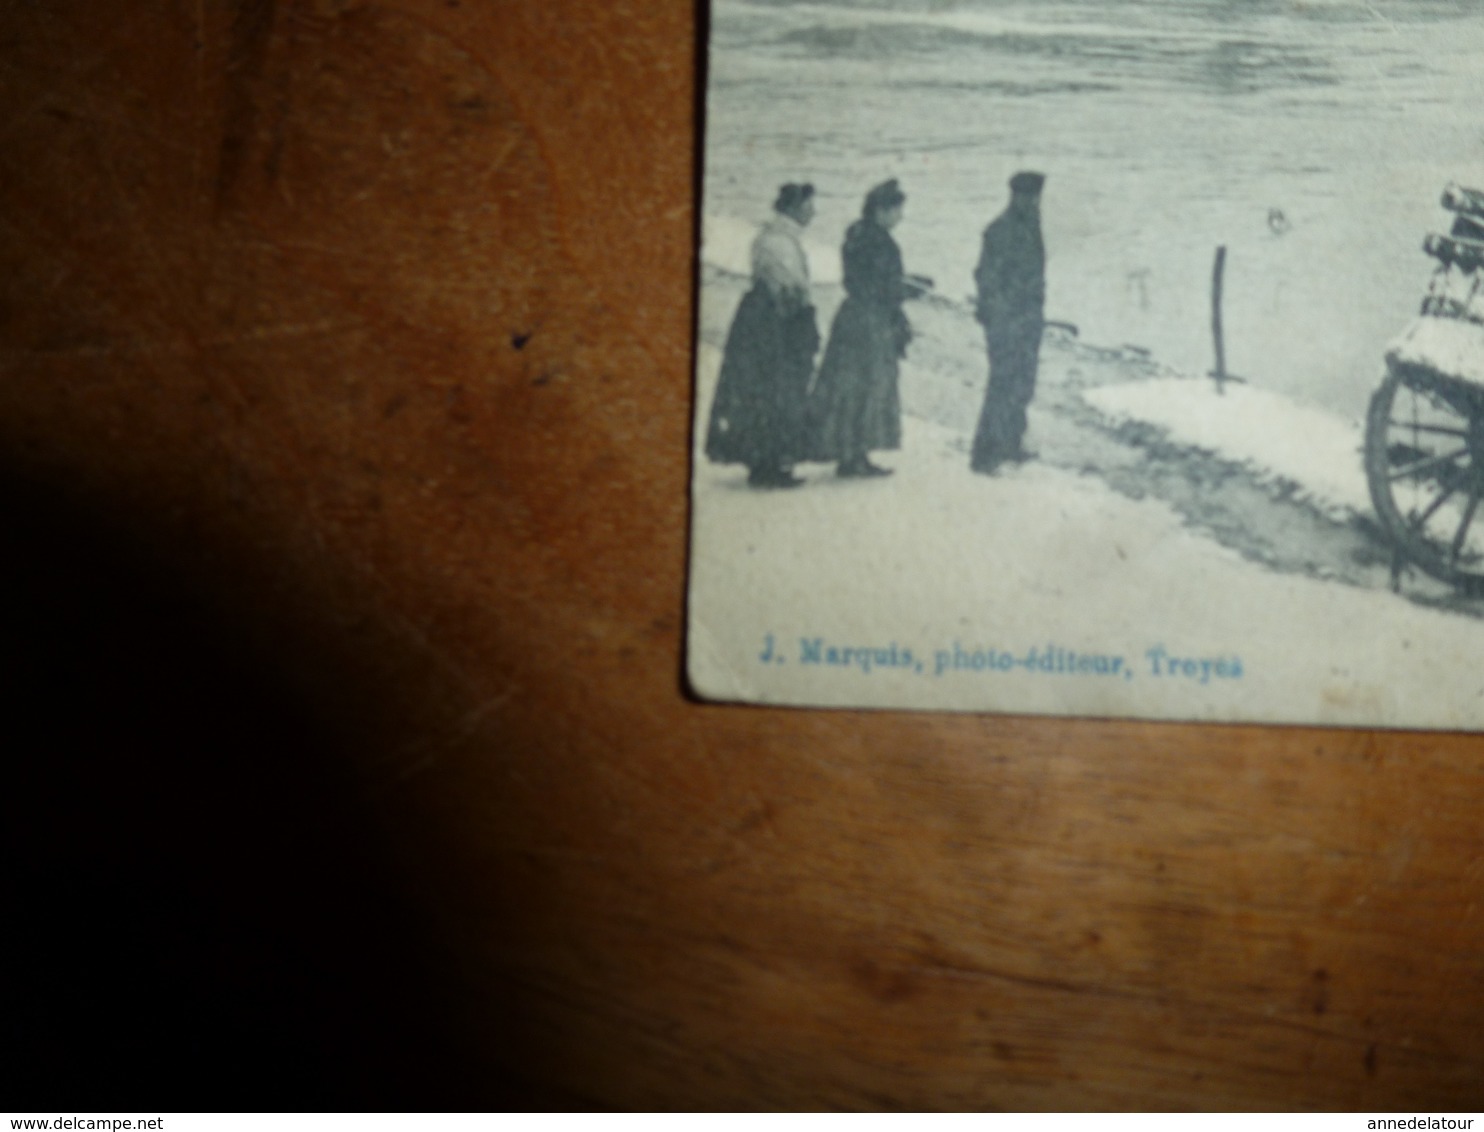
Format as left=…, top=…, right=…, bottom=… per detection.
left=687, top=0, right=1484, bottom=727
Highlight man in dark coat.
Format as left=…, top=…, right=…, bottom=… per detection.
left=809, top=178, right=912, bottom=478
left=706, top=183, right=821, bottom=488
left=970, top=171, right=1046, bottom=474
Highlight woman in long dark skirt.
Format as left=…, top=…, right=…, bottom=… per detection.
left=809, top=178, right=913, bottom=478
left=705, top=183, right=821, bottom=489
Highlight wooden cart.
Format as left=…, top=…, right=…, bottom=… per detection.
left=1365, top=184, right=1484, bottom=593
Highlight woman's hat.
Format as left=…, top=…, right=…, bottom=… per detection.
left=774, top=182, right=815, bottom=213
left=863, top=178, right=906, bottom=217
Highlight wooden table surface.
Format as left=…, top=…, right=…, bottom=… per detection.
left=4, top=0, right=1482, bottom=1110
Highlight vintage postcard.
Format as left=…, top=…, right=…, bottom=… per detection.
left=687, top=0, right=1484, bottom=728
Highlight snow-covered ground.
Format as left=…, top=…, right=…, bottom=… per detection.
left=689, top=346, right=1484, bottom=729
left=1082, top=378, right=1371, bottom=523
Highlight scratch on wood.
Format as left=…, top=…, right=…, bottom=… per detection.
left=192, top=0, right=209, bottom=213
left=216, top=0, right=278, bottom=213
left=455, top=687, right=518, bottom=738
left=2, top=318, right=359, bottom=360
left=0, top=7, right=154, bottom=145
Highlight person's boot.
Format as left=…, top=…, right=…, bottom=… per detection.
left=771, top=466, right=805, bottom=488
left=750, top=465, right=804, bottom=489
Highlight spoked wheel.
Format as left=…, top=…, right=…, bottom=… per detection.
left=1366, top=360, right=1484, bottom=594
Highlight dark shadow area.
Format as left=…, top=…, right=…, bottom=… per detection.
left=0, top=466, right=563, bottom=1108
left=680, top=0, right=712, bottom=707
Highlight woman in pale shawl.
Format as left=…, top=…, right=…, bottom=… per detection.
left=808, top=178, right=912, bottom=478
left=705, top=183, right=821, bottom=489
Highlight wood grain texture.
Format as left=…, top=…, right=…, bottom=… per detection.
left=2, top=0, right=1482, bottom=1110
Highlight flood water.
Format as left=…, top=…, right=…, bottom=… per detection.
left=701, top=0, right=1484, bottom=419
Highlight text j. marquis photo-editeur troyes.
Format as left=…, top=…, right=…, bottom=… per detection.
left=687, top=0, right=1484, bottom=730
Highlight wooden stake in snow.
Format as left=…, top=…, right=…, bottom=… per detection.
left=1210, top=245, right=1228, bottom=395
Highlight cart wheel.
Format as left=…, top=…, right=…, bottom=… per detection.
left=1365, top=362, right=1484, bottom=594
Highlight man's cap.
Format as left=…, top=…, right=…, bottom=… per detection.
left=774, top=182, right=815, bottom=213
left=1009, top=171, right=1046, bottom=195
left=863, top=177, right=906, bottom=217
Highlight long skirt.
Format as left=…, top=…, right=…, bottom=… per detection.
left=706, top=286, right=818, bottom=470
left=809, top=297, right=901, bottom=462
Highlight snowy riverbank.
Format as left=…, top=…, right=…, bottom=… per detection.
left=688, top=257, right=1484, bottom=727
left=1082, top=378, right=1369, bottom=524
